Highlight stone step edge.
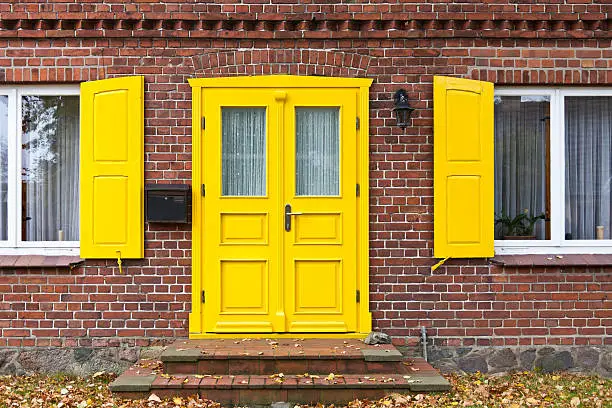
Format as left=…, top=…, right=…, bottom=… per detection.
left=161, top=348, right=403, bottom=362
left=110, top=373, right=451, bottom=394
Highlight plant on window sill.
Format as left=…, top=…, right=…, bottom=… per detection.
left=495, top=209, right=545, bottom=240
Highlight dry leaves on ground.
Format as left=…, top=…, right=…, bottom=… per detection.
left=0, top=370, right=609, bottom=407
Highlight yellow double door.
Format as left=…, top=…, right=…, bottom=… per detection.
left=202, top=88, right=358, bottom=333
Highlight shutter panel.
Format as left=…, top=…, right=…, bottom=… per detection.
left=80, top=76, right=144, bottom=259
left=433, top=76, right=494, bottom=258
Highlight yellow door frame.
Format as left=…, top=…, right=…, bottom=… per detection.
left=188, top=75, right=373, bottom=338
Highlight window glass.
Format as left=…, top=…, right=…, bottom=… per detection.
left=21, top=95, right=80, bottom=241
left=565, top=96, right=612, bottom=240
left=295, top=107, right=340, bottom=196
left=221, top=107, right=266, bottom=196
left=494, top=95, right=549, bottom=240
left=0, top=96, right=7, bottom=240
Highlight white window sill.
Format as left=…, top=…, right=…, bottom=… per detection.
left=495, top=239, right=612, bottom=255
left=0, top=247, right=80, bottom=256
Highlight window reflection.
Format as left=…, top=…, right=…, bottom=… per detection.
left=21, top=95, right=79, bottom=241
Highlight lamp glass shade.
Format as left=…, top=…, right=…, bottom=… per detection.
left=393, top=89, right=415, bottom=129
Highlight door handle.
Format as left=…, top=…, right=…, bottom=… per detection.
left=284, top=204, right=303, bottom=232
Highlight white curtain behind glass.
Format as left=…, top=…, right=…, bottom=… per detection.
left=22, top=95, right=79, bottom=241
left=565, top=96, right=612, bottom=240
left=494, top=96, right=548, bottom=239
left=222, top=108, right=266, bottom=196
left=0, top=96, right=7, bottom=240
left=295, top=108, right=339, bottom=196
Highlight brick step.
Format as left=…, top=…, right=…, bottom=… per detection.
left=162, top=338, right=405, bottom=375
left=164, top=354, right=408, bottom=375
left=110, top=365, right=451, bottom=404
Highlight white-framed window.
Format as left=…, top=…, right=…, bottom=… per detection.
left=0, top=85, right=80, bottom=255
left=494, top=87, right=612, bottom=254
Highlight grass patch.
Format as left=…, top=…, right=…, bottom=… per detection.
left=0, top=371, right=609, bottom=407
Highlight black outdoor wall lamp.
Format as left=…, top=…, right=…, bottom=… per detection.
left=393, top=89, right=415, bottom=129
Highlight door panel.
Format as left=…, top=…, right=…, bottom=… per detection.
left=283, top=89, right=358, bottom=332
left=203, top=90, right=282, bottom=333
left=202, top=87, right=358, bottom=333
left=294, top=213, right=342, bottom=244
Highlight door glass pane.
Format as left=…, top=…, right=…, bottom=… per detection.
left=494, top=95, right=549, bottom=240
left=0, top=96, right=7, bottom=240
left=222, top=107, right=266, bottom=196
left=21, top=95, right=80, bottom=241
left=295, top=107, right=340, bottom=196
left=565, top=96, right=612, bottom=240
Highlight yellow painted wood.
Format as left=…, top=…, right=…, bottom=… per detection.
left=190, top=75, right=372, bottom=335
left=283, top=89, right=357, bottom=332
left=189, top=75, right=373, bottom=89
left=80, top=76, right=144, bottom=259
left=189, top=85, right=203, bottom=335
left=433, top=76, right=494, bottom=258
left=358, top=83, right=372, bottom=333
left=190, top=332, right=369, bottom=339
left=202, top=89, right=282, bottom=333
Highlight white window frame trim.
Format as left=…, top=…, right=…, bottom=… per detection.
left=0, top=84, right=80, bottom=256
left=494, top=87, right=612, bottom=255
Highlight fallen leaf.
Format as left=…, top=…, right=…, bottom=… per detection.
left=571, top=397, right=581, bottom=406
left=148, top=393, right=162, bottom=402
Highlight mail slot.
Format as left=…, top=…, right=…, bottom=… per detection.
left=145, top=184, right=191, bottom=223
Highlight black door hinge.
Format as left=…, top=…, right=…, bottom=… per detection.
left=356, top=290, right=360, bottom=303
left=356, top=184, right=360, bottom=197
left=201, top=184, right=205, bottom=196
left=356, top=117, right=360, bottom=130
left=201, top=117, right=206, bottom=129
left=201, top=290, right=206, bottom=303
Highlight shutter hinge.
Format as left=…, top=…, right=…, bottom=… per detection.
left=356, top=117, right=360, bottom=130
left=201, top=290, right=206, bottom=303
left=356, top=290, right=360, bottom=303
left=356, top=183, right=360, bottom=197
left=201, top=117, right=205, bottom=129
left=201, top=184, right=205, bottom=196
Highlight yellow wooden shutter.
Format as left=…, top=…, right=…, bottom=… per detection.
left=80, top=76, right=144, bottom=259
left=433, top=76, right=494, bottom=258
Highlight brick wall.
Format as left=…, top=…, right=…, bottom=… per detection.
left=0, top=3, right=610, bottom=350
